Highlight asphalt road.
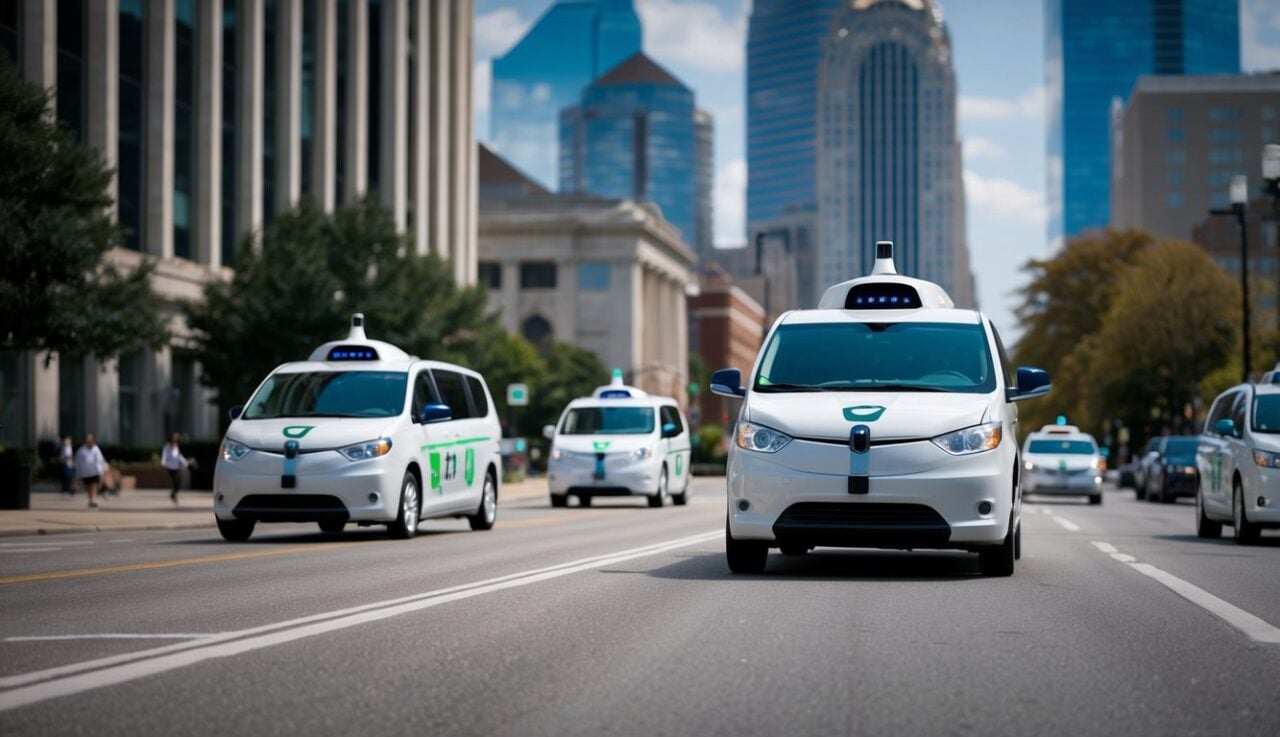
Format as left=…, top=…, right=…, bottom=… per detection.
left=2, top=478, right=1279, bottom=736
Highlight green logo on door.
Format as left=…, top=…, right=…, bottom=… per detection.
left=429, top=453, right=442, bottom=493
left=464, top=448, right=475, bottom=486
left=675, top=454, right=684, bottom=477
left=282, top=426, right=315, bottom=438
left=593, top=441, right=611, bottom=452
left=842, top=406, right=886, bottom=422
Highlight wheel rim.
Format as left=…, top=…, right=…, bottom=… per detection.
left=483, top=477, right=496, bottom=524
left=404, top=479, right=419, bottom=531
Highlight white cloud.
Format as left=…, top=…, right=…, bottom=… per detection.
left=959, top=85, right=1045, bottom=123
left=636, top=0, right=746, bottom=74
left=1243, top=0, right=1280, bottom=71
left=963, top=171, right=1048, bottom=226
left=962, top=136, right=1008, bottom=161
left=474, top=8, right=531, bottom=59
left=473, top=61, right=491, bottom=114
left=714, top=158, right=746, bottom=248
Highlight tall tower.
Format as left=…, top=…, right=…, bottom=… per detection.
left=817, top=0, right=973, bottom=307
left=1046, top=0, right=1240, bottom=242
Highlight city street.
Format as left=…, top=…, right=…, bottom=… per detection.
left=1, top=477, right=1278, bottom=736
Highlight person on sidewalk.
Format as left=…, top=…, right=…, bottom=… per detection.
left=74, top=433, right=107, bottom=509
left=161, top=432, right=190, bottom=504
left=59, top=436, right=74, bottom=495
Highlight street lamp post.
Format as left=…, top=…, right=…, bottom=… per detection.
left=1231, top=175, right=1251, bottom=383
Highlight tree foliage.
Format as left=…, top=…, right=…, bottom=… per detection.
left=0, top=57, right=166, bottom=358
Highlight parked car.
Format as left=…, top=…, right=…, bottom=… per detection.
left=1143, top=436, right=1199, bottom=503
left=1196, top=382, right=1280, bottom=543
left=1134, top=438, right=1161, bottom=501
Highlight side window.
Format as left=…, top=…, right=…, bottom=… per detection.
left=465, top=375, right=490, bottom=418
left=989, top=323, right=1015, bottom=385
left=667, top=407, right=685, bottom=435
left=1230, top=391, right=1248, bottom=438
left=1206, top=391, right=1236, bottom=432
left=410, top=371, right=439, bottom=422
left=431, top=370, right=474, bottom=420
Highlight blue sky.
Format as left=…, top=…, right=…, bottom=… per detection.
left=473, top=0, right=1280, bottom=340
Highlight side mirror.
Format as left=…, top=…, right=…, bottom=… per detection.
left=542, top=424, right=556, bottom=440
left=1213, top=418, right=1235, bottom=436
left=662, top=422, right=679, bottom=438
left=1007, top=367, right=1051, bottom=403
left=228, top=405, right=244, bottom=421
left=710, top=368, right=746, bottom=398
left=420, top=403, right=452, bottom=424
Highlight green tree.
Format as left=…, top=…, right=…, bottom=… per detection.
left=526, top=342, right=607, bottom=432
left=0, top=57, right=166, bottom=359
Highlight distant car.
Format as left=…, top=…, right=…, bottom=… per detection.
left=1134, top=438, right=1162, bottom=500
left=1021, top=425, right=1104, bottom=504
left=1196, top=382, right=1280, bottom=543
left=1143, top=436, right=1199, bottom=503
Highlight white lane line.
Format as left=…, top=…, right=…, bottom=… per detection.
left=1052, top=516, right=1081, bottom=532
left=4, top=634, right=220, bottom=643
left=0, top=529, right=721, bottom=711
left=1091, top=541, right=1117, bottom=554
left=1127, top=563, right=1280, bottom=644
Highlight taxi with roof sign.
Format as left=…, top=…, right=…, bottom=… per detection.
left=711, top=241, right=1051, bottom=575
left=213, top=314, right=502, bottom=541
left=543, top=371, right=693, bottom=508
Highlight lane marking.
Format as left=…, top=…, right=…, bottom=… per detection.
left=1091, top=541, right=1117, bottom=554
left=0, top=529, right=721, bottom=709
left=4, top=634, right=220, bottom=643
left=1052, top=516, right=1081, bottom=532
left=0, top=545, right=348, bottom=586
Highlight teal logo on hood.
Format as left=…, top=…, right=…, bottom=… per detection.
left=843, top=406, right=886, bottom=422
left=282, top=426, right=315, bottom=439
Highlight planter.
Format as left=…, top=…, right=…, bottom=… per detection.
left=0, top=461, right=33, bottom=510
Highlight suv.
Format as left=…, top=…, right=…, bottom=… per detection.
left=711, top=242, right=1051, bottom=576
left=1196, top=382, right=1280, bottom=543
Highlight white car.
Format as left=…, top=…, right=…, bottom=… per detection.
left=213, top=314, right=502, bottom=541
left=1021, top=425, right=1104, bottom=504
left=1196, top=381, right=1280, bottom=543
left=545, top=374, right=693, bottom=508
left=711, top=241, right=1051, bottom=576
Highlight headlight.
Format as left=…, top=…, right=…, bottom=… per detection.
left=932, top=422, right=1002, bottom=456
left=1253, top=449, right=1280, bottom=468
left=736, top=421, right=792, bottom=453
left=551, top=447, right=563, bottom=461
left=1024, top=460, right=1036, bottom=472
left=633, top=446, right=653, bottom=460
left=221, top=439, right=250, bottom=462
left=339, top=438, right=393, bottom=462
left=1182, top=466, right=1197, bottom=475
left=1093, top=457, right=1106, bottom=471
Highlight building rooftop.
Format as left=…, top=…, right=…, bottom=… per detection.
left=478, top=144, right=550, bottom=196
left=593, top=53, right=687, bottom=89
left=1131, top=73, right=1280, bottom=95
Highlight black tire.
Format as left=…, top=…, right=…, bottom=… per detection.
left=1089, top=494, right=1102, bottom=506
left=578, top=495, right=592, bottom=508
left=779, top=544, right=808, bottom=556
left=388, top=470, right=420, bottom=540
left=318, top=520, right=345, bottom=534
left=468, top=471, right=498, bottom=531
left=1014, top=521, right=1022, bottom=561
left=1196, top=487, right=1222, bottom=539
left=1233, top=480, right=1260, bottom=545
left=671, top=477, right=689, bottom=506
left=1135, top=482, right=1146, bottom=501
left=725, top=523, right=768, bottom=574
left=217, top=518, right=255, bottom=542
left=648, top=468, right=668, bottom=508
left=979, top=515, right=1016, bottom=577
left=550, top=494, right=568, bottom=508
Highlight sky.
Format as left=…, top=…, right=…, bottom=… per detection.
left=473, top=0, right=1280, bottom=341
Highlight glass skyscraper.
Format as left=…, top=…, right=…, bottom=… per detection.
left=817, top=0, right=973, bottom=307
left=490, top=0, right=642, bottom=189
left=1046, top=0, right=1239, bottom=242
left=559, top=53, right=711, bottom=256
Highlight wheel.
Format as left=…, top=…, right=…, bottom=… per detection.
left=388, top=470, right=420, bottom=539
left=1156, top=477, right=1169, bottom=504
left=578, top=495, right=592, bottom=508
left=468, top=471, right=498, bottom=531
left=978, top=514, right=1016, bottom=577
left=217, top=518, right=255, bottom=542
left=1233, top=479, right=1260, bottom=545
left=1014, top=521, right=1022, bottom=560
left=648, top=468, right=668, bottom=508
left=1196, top=487, right=1222, bottom=539
left=725, top=522, right=768, bottom=574
left=1135, top=481, right=1146, bottom=501
left=672, top=476, right=689, bottom=506
left=1089, top=494, right=1102, bottom=505
left=318, top=520, right=345, bottom=534
left=779, top=544, right=808, bottom=556
left=550, top=494, right=568, bottom=508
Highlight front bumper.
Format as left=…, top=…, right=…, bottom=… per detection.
left=1024, top=469, right=1102, bottom=496
left=728, top=437, right=1014, bottom=549
left=548, top=454, right=659, bottom=496
left=213, top=450, right=402, bottom=523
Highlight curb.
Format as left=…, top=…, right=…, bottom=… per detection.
left=0, top=521, right=216, bottom=538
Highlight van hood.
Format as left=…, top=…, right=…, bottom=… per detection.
left=554, top=433, right=655, bottom=455
left=226, top=417, right=398, bottom=451
left=746, top=391, right=995, bottom=442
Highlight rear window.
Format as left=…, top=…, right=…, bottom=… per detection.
left=432, top=370, right=474, bottom=420
left=466, top=375, right=490, bottom=417
left=1027, top=439, right=1096, bottom=455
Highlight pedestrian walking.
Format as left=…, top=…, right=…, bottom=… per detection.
left=74, top=433, right=107, bottom=509
left=162, top=432, right=190, bottom=504
left=59, top=436, right=74, bottom=495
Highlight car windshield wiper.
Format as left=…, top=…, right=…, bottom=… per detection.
left=821, top=383, right=950, bottom=393
left=753, top=383, right=824, bottom=393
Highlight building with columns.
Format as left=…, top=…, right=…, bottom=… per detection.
left=478, top=145, right=696, bottom=406
left=0, top=0, right=476, bottom=448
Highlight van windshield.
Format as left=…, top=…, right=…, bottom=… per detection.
left=1027, top=439, right=1096, bottom=455
left=1254, top=396, right=1280, bottom=433
left=754, top=322, right=996, bottom=394
left=560, top=406, right=655, bottom=435
left=243, top=371, right=408, bottom=419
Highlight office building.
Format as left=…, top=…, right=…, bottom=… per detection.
left=560, top=53, right=712, bottom=258
left=816, top=0, right=974, bottom=306
left=1046, top=0, right=1239, bottom=242
left=489, top=0, right=641, bottom=189
left=0, top=0, right=476, bottom=448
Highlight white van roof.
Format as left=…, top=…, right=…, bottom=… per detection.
left=816, top=241, right=956, bottom=311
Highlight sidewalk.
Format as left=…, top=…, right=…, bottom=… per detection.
left=0, top=479, right=550, bottom=537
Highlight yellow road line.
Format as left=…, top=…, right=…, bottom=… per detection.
left=0, top=545, right=342, bottom=585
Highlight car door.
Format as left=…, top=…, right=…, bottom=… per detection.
left=1200, top=390, right=1240, bottom=516
left=663, top=406, right=692, bottom=492
left=462, top=373, right=499, bottom=502
left=424, top=369, right=471, bottom=509
left=409, top=369, right=452, bottom=515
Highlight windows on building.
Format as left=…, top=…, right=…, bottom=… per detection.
left=0, top=1, right=18, bottom=68
left=1165, top=148, right=1186, bottom=165
left=577, top=262, right=611, bottom=291
left=118, top=0, right=146, bottom=251
left=478, top=262, right=502, bottom=290
left=520, top=262, right=557, bottom=289
left=56, top=0, right=85, bottom=141
left=221, top=0, right=238, bottom=266
left=1165, top=192, right=1185, bottom=208
left=1208, top=127, right=1242, bottom=144
left=174, top=0, right=196, bottom=260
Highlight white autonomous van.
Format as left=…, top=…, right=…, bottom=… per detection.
left=544, top=372, right=693, bottom=508
left=711, top=242, right=1051, bottom=576
left=1021, top=424, right=1105, bottom=504
left=213, top=314, right=502, bottom=541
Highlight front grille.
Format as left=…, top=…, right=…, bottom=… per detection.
left=233, top=494, right=349, bottom=523
left=772, top=502, right=952, bottom=550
